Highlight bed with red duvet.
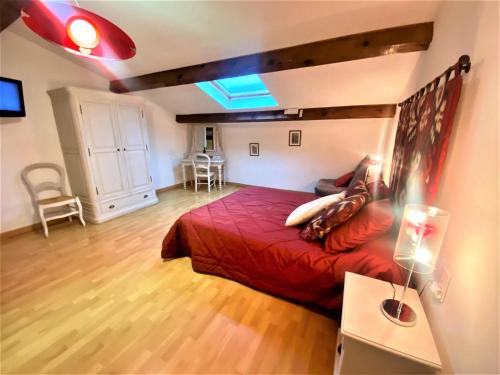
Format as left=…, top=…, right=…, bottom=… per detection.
left=161, top=187, right=404, bottom=310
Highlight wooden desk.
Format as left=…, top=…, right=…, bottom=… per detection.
left=181, top=158, right=226, bottom=190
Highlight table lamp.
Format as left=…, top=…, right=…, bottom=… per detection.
left=381, top=204, right=450, bottom=327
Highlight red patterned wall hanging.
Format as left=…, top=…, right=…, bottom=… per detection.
left=389, top=68, right=465, bottom=206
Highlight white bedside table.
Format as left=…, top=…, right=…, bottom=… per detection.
left=334, top=272, right=442, bottom=374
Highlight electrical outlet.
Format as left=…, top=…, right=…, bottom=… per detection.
left=431, top=267, right=452, bottom=303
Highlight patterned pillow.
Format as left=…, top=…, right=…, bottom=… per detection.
left=285, top=192, right=346, bottom=226
left=366, top=179, right=392, bottom=201
left=346, top=155, right=373, bottom=189
left=345, top=179, right=371, bottom=198
left=300, top=181, right=371, bottom=241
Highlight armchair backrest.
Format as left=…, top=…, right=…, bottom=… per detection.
left=191, top=153, right=211, bottom=177
left=21, top=163, right=68, bottom=203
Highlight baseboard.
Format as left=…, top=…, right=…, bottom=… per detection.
left=2, top=186, right=179, bottom=240
left=2, top=185, right=182, bottom=240
left=225, top=181, right=250, bottom=188
left=1, top=218, right=72, bottom=240
left=226, top=181, right=311, bottom=194
left=2, top=182, right=302, bottom=240
left=155, top=183, right=184, bottom=194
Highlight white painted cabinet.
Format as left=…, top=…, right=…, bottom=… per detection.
left=116, top=103, right=152, bottom=193
left=48, top=87, right=158, bottom=223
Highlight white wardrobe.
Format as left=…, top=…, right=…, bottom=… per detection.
left=48, top=87, right=158, bottom=223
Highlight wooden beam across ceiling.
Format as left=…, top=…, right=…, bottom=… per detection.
left=110, top=22, right=433, bottom=93
left=0, top=0, right=31, bottom=32
left=175, top=104, right=396, bottom=123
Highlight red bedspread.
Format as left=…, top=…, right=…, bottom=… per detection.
left=161, top=187, right=404, bottom=310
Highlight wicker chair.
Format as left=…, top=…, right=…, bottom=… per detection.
left=21, top=163, right=85, bottom=237
left=191, top=153, right=215, bottom=192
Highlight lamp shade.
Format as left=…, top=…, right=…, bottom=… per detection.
left=393, top=204, right=450, bottom=274
left=21, top=2, right=136, bottom=60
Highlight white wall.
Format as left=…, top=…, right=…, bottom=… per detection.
left=142, top=101, right=188, bottom=190
left=384, top=2, right=499, bottom=373
left=222, top=118, right=392, bottom=192
left=0, top=30, right=108, bottom=233
left=0, top=30, right=184, bottom=233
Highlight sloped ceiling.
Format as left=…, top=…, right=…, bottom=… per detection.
left=6, top=0, right=442, bottom=114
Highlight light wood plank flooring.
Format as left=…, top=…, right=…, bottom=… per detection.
left=1, top=186, right=337, bottom=374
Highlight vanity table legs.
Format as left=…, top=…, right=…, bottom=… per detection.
left=182, top=164, right=187, bottom=189
left=218, top=165, right=223, bottom=190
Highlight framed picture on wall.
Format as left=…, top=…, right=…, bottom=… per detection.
left=289, top=130, right=301, bottom=146
left=249, top=143, right=259, bottom=156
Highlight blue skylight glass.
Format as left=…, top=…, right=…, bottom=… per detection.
left=196, top=74, right=278, bottom=110
left=215, top=75, right=269, bottom=96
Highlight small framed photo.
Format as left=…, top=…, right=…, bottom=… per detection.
left=249, top=143, right=259, bottom=156
left=289, top=130, right=302, bottom=146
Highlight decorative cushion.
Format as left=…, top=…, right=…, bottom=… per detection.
left=366, top=179, right=392, bottom=201
left=346, top=155, right=381, bottom=189
left=314, top=179, right=348, bottom=197
left=285, top=192, right=346, bottom=226
left=300, top=181, right=371, bottom=241
left=324, top=199, right=394, bottom=253
left=345, top=178, right=370, bottom=197
left=365, top=163, right=383, bottom=184
left=335, top=171, right=355, bottom=187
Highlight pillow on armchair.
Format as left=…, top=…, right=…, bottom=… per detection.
left=314, top=179, right=348, bottom=196
left=335, top=171, right=355, bottom=187
left=314, top=155, right=382, bottom=197
left=366, top=179, right=392, bottom=201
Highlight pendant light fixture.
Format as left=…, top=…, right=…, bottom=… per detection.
left=21, top=1, right=136, bottom=60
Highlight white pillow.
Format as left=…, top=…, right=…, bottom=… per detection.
left=285, top=191, right=346, bottom=226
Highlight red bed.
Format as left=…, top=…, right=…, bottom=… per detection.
left=161, top=187, right=405, bottom=310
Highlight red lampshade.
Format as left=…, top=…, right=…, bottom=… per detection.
left=21, top=1, right=136, bottom=60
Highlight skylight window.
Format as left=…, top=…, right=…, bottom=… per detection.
left=196, top=74, right=278, bottom=110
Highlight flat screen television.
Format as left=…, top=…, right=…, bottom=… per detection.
left=0, top=77, right=26, bottom=117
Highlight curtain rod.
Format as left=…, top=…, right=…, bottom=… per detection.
left=398, top=54, right=471, bottom=107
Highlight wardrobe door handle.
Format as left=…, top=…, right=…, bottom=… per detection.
left=143, top=194, right=149, bottom=199
left=123, top=147, right=127, bottom=151
left=109, top=204, right=115, bottom=209
left=117, top=148, right=120, bottom=151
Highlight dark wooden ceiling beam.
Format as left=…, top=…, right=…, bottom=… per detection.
left=175, top=104, right=396, bottom=123
left=1, top=0, right=31, bottom=32
left=110, top=22, right=433, bottom=93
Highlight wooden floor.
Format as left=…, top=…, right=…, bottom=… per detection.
left=0, top=186, right=337, bottom=374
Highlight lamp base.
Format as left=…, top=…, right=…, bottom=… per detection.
left=380, top=299, right=417, bottom=327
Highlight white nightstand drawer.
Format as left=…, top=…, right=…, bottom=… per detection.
left=334, top=273, right=441, bottom=374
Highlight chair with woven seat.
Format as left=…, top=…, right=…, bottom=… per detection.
left=21, top=163, right=85, bottom=237
left=191, top=153, right=215, bottom=192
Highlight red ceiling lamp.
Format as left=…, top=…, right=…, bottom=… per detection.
left=21, top=1, right=136, bottom=60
